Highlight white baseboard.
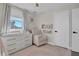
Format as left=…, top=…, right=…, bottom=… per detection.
left=48, top=42, right=71, bottom=50
left=47, top=42, right=56, bottom=45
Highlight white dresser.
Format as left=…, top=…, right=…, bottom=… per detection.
left=1, top=32, right=32, bottom=55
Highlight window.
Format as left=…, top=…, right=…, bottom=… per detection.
left=6, top=6, right=24, bottom=34
left=7, top=16, right=24, bottom=33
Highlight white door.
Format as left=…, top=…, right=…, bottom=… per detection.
left=53, top=11, right=69, bottom=48
left=72, top=8, right=79, bottom=52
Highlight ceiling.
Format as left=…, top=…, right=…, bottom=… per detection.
left=11, top=3, right=79, bottom=15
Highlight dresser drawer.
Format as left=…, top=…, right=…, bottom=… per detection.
left=21, top=36, right=32, bottom=40
left=23, top=42, right=32, bottom=48
left=8, top=47, right=17, bottom=54
left=7, top=42, right=17, bottom=54
left=17, top=39, right=32, bottom=49
left=7, top=37, right=16, bottom=41
left=21, top=39, right=32, bottom=44
left=24, top=37, right=32, bottom=40
left=6, top=40, right=16, bottom=45
left=4, top=37, right=16, bottom=43
left=23, top=40, right=32, bottom=47
left=17, top=37, right=32, bottom=43
left=7, top=42, right=17, bottom=49
left=1, top=33, right=32, bottom=54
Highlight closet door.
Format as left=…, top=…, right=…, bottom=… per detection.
left=53, top=11, right=69, bottom=48
left=72, top=8, right=79, bottom=52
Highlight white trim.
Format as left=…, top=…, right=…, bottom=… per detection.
left=48, top=42, right=71, bottom=50
left=47, top=42, right=56, bottom=45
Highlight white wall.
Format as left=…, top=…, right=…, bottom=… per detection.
left=24, top=11, right=35, bottom=31
left=34, top=9, right=70, bottom=48
left=34, top=12, right=54, bottom=42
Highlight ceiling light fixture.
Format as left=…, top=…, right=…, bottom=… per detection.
left=35, top=3, right=39, bottom=7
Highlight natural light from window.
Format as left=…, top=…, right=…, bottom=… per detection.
left=7, top=16, right=24, bottom=33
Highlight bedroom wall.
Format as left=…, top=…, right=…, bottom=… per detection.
left=25, top=11, right=35, bottom=30
left=33, top=10, right=70, bottom=48
left=34, top=12, right=54, bottom=42
left=34, top=10, right=70, bottom=48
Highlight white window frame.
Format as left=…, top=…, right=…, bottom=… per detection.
left=5, top=5, right=25, bottom=35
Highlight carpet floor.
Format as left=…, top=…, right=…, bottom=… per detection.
left=11, top=44, right=71, bottom=56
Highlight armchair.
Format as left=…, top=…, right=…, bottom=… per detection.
left=32, top=27, right=48, bottom=46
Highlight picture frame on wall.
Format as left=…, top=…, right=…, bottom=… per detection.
left=41, top=24, right=53, bottom=34
left=42, top=24, right=53, bottom=29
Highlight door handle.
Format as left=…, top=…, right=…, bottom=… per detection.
left=55, top=30, right=58, bottom=32
left=73, top=31, right=78, bottom=34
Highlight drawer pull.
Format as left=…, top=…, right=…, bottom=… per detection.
left=8, top=48, right=16, bottom=52
left=73, top=31, right=78, bottom=34
left=55, top=30, right=58, bottom=32
left=8, top=43, right=16, bottom=46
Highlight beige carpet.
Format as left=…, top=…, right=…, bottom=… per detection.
left=11, top=44, right=71, bottom=56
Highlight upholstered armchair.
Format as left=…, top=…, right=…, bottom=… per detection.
left=32, top=27, right=48, bottom=46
